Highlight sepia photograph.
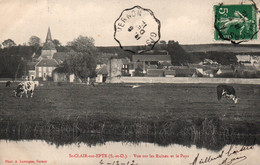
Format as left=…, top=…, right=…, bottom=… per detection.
left=0, top=0, right=260, bottom=164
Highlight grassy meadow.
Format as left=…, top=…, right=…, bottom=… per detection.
left=0, top=81, right=259, bottom=148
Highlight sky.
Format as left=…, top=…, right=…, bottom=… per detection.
left=0, top=0, right=260, bottom=46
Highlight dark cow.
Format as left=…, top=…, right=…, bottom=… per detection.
left=13, top=84, right=25, bottom=98
left=5, top=81, right=11, bottom=87
left=13, top=81, right=36, bottom=98
left=217, top=84, right=238, bottom=104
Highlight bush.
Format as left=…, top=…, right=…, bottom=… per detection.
left=47, top=75, right=53, bottom=81
left=215, top=73, right=235, bottom=78
left=133, top=71, right=145, bottom=77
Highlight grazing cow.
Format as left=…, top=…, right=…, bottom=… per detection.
left=217, top=85, right=238, bottom=104
left=13, top=81, right=36, bottom=98
left=5, top=81, right=11, bottom=87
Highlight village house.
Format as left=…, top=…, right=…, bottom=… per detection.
left=96, top=64, right=108, bottom=83
left=236, top=55, right=260, bottom=64
left=106, top=50, right=200, bottom=77
left=188, top=63, right=219, bottom=77
left=159, top=61, right=173, bottom=70
left=106, top=58, right=130, bottom=77
left=28, top=27, right=68, bottom=81
left=132, top=50, right=171, bottom=73
left=164, top=70, right=176, bottom=77
left=35, top=59, right=58, bottom=81
left=121, top=59, right=131, bottom=76
left=216, top=65, right=234, bottom=77
left=146, top=69, right=164, bottom=77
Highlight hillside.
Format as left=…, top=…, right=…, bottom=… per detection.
left=181, top=44, right=260, bottom=53
left=98, top=44, right=260, bottom=54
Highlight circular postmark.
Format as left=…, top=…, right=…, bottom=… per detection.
left=114, top=6, right=161, bottom=53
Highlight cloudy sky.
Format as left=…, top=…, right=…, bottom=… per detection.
left=0, top=0, right=259, bottom=46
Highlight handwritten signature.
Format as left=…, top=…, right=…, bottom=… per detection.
left=190, top=139, right=255, bottom=165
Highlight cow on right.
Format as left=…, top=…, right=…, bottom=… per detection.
left=217, top=84, right=238, bottom=104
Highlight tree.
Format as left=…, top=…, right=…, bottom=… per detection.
left=53, top=39, right=67, bottom=52
left=58, top=36, right=98, bottom=82
left=2, top=39, right=16, bottom=48
left=53, top=39, right=61, bottom=47
left=167, top=40, right=191, bottom=65
left=62, top=52, right=97, bottom=81
left=28, top=36, right=41, bottom=47
left=67, top=35, right=96, bottom=53
left=159, top=40, right=167, bottom=45
left=209, top=52, right=237, bottom=65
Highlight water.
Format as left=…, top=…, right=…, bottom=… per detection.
left=0, top=140, right=259, bottom=165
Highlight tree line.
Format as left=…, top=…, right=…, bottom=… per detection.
left=0, top=36, right=99, bottom=81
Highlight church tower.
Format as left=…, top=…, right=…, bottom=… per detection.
left=35, top=27, right=59, bottom=80
left=41, top=27, right=57, bottom=59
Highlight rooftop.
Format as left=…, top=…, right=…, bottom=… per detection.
left=36, top=59, right=59, bottom=67
left=97, top=65, right=108, bottom=75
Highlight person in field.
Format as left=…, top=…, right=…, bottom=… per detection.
left=5, top=81, right=11, bottom=87
left=217, top=84, right=238, bottom=104
left=13, top=81, right=36, bottom=98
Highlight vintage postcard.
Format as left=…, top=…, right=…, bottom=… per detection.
left=0, top=0, right=260, bottom=165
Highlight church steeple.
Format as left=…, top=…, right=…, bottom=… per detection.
left=42, top=27, right=56, bottom=51
left=46, top=27, right=52, bottom=42
left=40, top=27, right=57, bottom=59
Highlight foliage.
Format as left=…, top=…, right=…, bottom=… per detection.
left=56, top=36, right=98, bottom=81
left=0, top=54, right=27, bottom=78
left=53, top=39, right=61, bottom=47
left=0, top=46, right=34, bottom=78
left=208, top=51, right=238, bottom=65
left=53, top=39, right=68, bottom=52
left=28, top=36, right=41, bottom=47
left=67, top=35, right=97, bottom=53
left=166, top=40, right=192, bottom=65
left=2, top=39, right=16, bottom=48
left=28, top=36, right=41, bottom=54
left=188, top=51, right=238, bottom=65
left=154, top=40, right=167, bottom=50
left=60, top=52, right=97, bottom=80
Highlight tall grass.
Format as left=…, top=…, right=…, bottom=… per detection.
left=1, top=115, right=258, bottom=144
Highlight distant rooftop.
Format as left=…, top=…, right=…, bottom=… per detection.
left=36, top=59, right=58, bottom=67
left=97, top=65, right=108, bottom=75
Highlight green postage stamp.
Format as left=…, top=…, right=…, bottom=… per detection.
left=214, top=4, right=257, bottom=41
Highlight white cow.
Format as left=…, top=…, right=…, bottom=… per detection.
left=13, top=81, right=36, bottom=98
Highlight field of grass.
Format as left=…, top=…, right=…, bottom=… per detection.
left=0, top=82, right=259, bottom=149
